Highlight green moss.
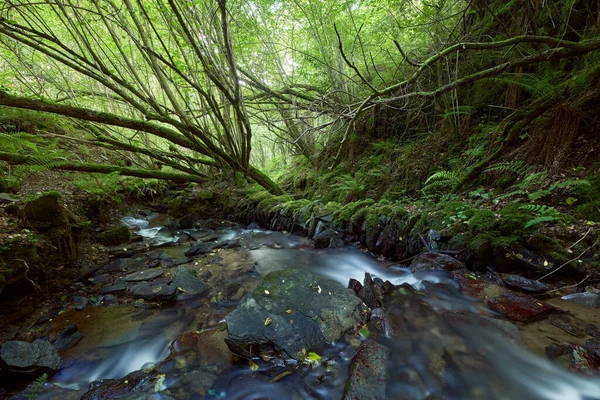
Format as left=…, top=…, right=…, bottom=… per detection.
left=97, top=225, right=131, bottom=246
left=574, top=201, right=600, bottom=222
left=258, top=194, right=293, bottom=212
left=334, top=199, right=376, bottom=221
left=498, top=204, right=534, bottom=234
left=279, top=199, right=312, bottom=215
left=22, top=191, right=66, bottom=226
left=197, top=190, right=214, bottom=200
left=467, top=209, right=498, bottom=234
left=235, top=171, right=247, bottom=188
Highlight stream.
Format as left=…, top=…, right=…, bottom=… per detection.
left=21, top=216, right=600, bottom=399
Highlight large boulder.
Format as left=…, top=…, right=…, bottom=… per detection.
left=0, top=339, right=62, bottom=375
left=225, top=269, right=367, bottom=360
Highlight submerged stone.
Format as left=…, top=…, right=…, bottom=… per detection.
left=503, top=275, right=549, bottom=294
left=488, top=291, right=554, bottom=322
left=561, top=293, right=600, bottom=308
left=342, top=339, right=389, bottom=400
left=225, top=268, right=366, bottom=360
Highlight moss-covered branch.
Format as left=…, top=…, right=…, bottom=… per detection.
left=0, top=151, right=205, bottom=183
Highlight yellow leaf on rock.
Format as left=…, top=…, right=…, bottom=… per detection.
left=249, top=360, right=259, bottom=371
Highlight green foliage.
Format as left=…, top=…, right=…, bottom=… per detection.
left=484, top=161, right=527, bottom=177
left=528, top=179, right=590, bottom=201
left=423, top=171, right=460, bottom=193
left=21, top=373, right=48, bottom=399
left=574, top=201, right=600, bottom=222
left=331, top=175, right=365, bottom=203
left=518, top=204, right=561, bottom=228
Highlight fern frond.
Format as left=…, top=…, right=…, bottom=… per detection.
left=484, top=161, right=527, bottom=176
left=524, top=215, right=561, bottom=228
left=425, top=171, right=459, bottom=184
left=528, top=189, right=551, bottom=201
left=495, top=190, right=528, bottom=201
left=548, top=179, right=590, bottom=191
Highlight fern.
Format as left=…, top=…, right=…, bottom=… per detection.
left=22, top=373, right=48, bottom=399
left=494, top=189, right=528, bottom=201
left=484, top=160, right=527, bottom=176
left=519, top=204, right=561, bottom=228
left=524, top=216, right=561, bottom=229
left=528, top=179, right=590, bottom=200
left=423, top=170, right=460, bottom=193
left=490, top=71, right=562, bottom=101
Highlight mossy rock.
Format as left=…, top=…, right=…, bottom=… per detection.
left=574, top=201, right=600, bottom=222
left=498, top=204, right=534, bottom=234
left=97, top=225, right=131, bottom=246
left=22, top=191, right=63, bottom=224
left=334, top=199, right=376, bottom=221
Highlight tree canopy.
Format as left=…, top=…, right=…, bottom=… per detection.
left=0, top=0, right=599, bottom=194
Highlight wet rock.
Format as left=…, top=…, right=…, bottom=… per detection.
left=546, top=343, right=571, bottom=360
left=170, top=368, right=218, bottom=395
left=172, top=267, right=208, bottom=299
left=502, top=275, right=549, bottom=294
left=247, top=222, right=261, bottom=230
left=73, top=296, right=89, bottom=310
left=104, top=258, right=128, bottom=272
left=487, top=291, right=555, bottom=322
left=103, top=294, right=118, bottom=306
left=124, top=268, right=164, bottom=282
left=97, top=225, right=131, bottom=246
left=184, top=243, right=214, bottom=257
left=586, top=339, right=600, bottom=362
left=570, top=344, right=600, bottom=375
left=130, top=234, right=144, bottom=243
left=561, top=292, right=600, bottom=308
left=211, top=256, right=222, bottom=264
left=355, top=273, right=383, bottom=309
left=549, top=314, right=587, bottom=338
left=342, top=339, right=389, bottom=400
left=225, top=268, right=367, bottom=360
left=36, top=306, right=61, bottom=324
left=546, top=343, right=572, bottom=369
left=82, top=369, right=175, bottom=400
left=179, top=212, right=201, bottom=229
left=0, top=339, right=62, bottom=374
left=176, top=231, right=196, bottom=244
left=409, top=252, right=465, bottom=272
left=200, top=271, right=213, bottom=281
left=102, top=279, right=126, bottom=294
left=313, top=228, right=342, bottom=249
left=53, top=323, right=82, bottom=352
left=443, top=312, right=521, bottom=344
left=129, top=281, right=176, bottom=301
left=89, top=273, right=111, bottom=285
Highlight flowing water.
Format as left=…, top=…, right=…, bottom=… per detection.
left=29, top=218, right=600, bottom=399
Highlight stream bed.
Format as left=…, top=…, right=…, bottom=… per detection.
left=10, top=216, right=600, bottom=399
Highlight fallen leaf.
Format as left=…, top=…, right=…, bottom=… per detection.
left=264, top=317, right=272, bottom=327
left=249, top=360, right=259, bottom=371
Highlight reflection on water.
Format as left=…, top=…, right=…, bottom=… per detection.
left=36, top=223, right=600, bottom=399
